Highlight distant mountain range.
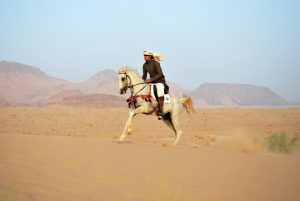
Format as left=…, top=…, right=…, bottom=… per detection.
left=190, top=83, right=287, bottom=107
left=0, top=61, right=72, bottom=105
left=0, top=61, right=290, bottom=107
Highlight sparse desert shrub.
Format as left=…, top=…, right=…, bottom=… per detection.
left=267, top=132, right=300, bottom=154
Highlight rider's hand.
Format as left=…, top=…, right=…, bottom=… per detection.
left=145, top=79, right=152, bottom=83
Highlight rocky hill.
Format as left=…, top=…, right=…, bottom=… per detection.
left=190, top=83, right=287, bottom=107
left=76, top=69, right=119, bottom=95
left=35, top=89, right=126, bottom=107
left=0, top=61, right=73, bottom=104
left=36, top=89, right=85, bottom=106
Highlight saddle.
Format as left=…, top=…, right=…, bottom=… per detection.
left=127, top=83, right=170, bottom=108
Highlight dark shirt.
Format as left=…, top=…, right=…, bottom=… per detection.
left=142, top=60, right=166, bottom=84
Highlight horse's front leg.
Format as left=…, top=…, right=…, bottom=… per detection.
left=118, top=106, right=146, bottom=142
left=118, top=109, right=134, bottom=142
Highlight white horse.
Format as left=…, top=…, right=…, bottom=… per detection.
left=118, top=66, right=195, bottom=146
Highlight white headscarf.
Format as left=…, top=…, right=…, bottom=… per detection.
left=144, top=50, right=165, bottom=61
left=153, top=52, right=165, bottom=61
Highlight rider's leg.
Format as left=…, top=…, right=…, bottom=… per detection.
left=156, top=83, right=165, bottom=120
left=157, top=97, right=164, bottom=119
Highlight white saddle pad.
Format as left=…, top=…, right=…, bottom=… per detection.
left=164, top=94, right=171, bottom=104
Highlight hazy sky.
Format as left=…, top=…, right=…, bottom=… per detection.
left=1, top=0, right=300, bottom=101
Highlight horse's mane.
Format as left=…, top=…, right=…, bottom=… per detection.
left=119, top=66, right=142, bottom=78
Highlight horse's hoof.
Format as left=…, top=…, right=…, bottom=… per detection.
left=117, top=139, right=124, bottom=144
left=163, top=143, right=174, bottom=148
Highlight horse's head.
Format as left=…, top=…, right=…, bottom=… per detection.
left=118, top=68, right=131, bottom=95
left=118, top=67, right=146, bottom=95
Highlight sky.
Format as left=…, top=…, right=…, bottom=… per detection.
left=0, top=0, right=300, bottom=101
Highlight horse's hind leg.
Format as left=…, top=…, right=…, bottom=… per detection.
left=170, top=113, right=182, bottom=146
left=162, top=112, right=182, bottom=147
left=162, top=113, right=176, bottom=133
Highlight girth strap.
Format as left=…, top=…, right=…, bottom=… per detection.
left=127, top=93, right=152, bottom=108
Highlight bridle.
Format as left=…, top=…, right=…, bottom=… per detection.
left=118, top=70, right=148, bottom=96
left=118, top=71, right=132, bottom=93
left=118, top=69, right=149, bottom=108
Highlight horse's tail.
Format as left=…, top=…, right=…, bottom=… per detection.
left=179, top=94, right=195, bottom=113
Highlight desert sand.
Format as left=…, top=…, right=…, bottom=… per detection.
left=1, top=107, right=300, bottom=201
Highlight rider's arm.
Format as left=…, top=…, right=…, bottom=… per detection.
left=142, top=64, right=147, bottom=80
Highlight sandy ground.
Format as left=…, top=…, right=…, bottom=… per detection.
left=1, top=107, right=300, bottom=201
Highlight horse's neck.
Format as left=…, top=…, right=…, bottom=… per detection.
left=128, top=72, right=150, bottom=95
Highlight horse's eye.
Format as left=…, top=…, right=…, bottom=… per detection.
left=121, top=77, right=125, bottom=81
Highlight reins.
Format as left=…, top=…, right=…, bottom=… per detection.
left=119, top=70, right=150, bottom=108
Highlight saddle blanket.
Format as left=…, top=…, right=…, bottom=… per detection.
left=164, top=94, right=171, bottom=104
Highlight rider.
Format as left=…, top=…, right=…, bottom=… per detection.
left=142, top=50, right=168, bottom=120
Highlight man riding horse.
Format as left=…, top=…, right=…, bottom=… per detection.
left=117, top=65, right=194, bottom=146
left=142, top=50, right=169, bottom=120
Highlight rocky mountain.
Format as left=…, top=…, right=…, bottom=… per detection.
left=0, top=61, right=73, bottom=104
left=35, top=89, right=126, bottom=107
left=190, top=83, right=287, bottom=107
left=76, top=69, right=119, bottom=95
left=37, top=93, right=126, bottom=107
left=36, top=89, right=85, bottom=106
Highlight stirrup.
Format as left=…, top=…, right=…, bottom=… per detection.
left=157, top=111, right=163, bottom=120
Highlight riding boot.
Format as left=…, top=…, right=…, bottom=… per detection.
left=157, top=96, right=164, bottom=120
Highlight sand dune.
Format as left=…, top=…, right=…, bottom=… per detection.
left=1, top=107, right=300, bottom=201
